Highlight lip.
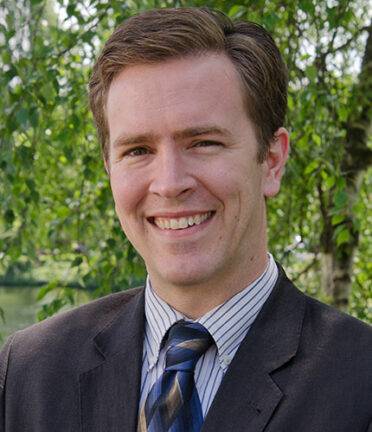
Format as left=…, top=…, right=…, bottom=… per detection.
left=148, top=210, right=214, bottom=219
left=147, top=211, right=215, bottom=234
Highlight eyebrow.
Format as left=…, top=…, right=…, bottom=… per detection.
left=112, top=133, right=156, bottom=149
left=112, top=125, right=232, bottom=150
left=172, top=126, right=233, bottom=140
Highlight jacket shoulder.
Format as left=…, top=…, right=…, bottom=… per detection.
left=276, top=266, right=371, bottom=347
left=0, top=287, right=144, bottom=379
left=18, top=286, right=143, bottom=338
left=304, top=291, right=371, bottom=340
left=293, top=286, right=372, bottom=372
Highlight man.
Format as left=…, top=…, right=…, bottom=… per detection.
left=0, top=7, right=371, bottom=432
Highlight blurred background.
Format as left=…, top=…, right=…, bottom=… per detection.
left=0, top=0, right=371, bottom=346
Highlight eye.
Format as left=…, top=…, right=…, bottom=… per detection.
left=193, top=140, right=223, bottom=148
left=123, top=146, right=150, bottom=157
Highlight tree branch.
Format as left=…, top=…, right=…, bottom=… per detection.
left=292, top=253, right=319, bottom=283
left=327, top=25, right=370, bottom=55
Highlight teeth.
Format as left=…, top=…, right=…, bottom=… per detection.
left=179, top=217, right=188, bottom=229
left=153, top=212, right=212, bottom=230
left=155, top=219, right=165, bottom=229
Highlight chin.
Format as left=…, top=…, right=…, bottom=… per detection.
left=151, top=264, right=215, bottom=289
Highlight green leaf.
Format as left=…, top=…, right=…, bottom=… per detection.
left=56, top=206, right=70, bottom=219
left=61, top=288, right=75, bottom=305
left=15, top=108, right=29, bottom=125
left=102, top=263, right=113, bottom=275
left=6, top=116, right=18, bottom=133
left=337, top=229, right=350, bottom=247
left=228, top=5, right=246, bottom=18
left=353, top=218, right=361, bottom=232
left=327, top=6, right=337, bottom=29
left=38, top=298, right=65, bottom=321
left=71, top=113, right=81, bottom=129
left=2, top=50, right=11, bottom=65
left=312, top=134, right=321, bottom=146
left=336, top=177, right=346, bottom=189
left=332, top=213, right=345, bottom=225
left=83, top=155, right=93, bottom=165
left=37, top=281, right=59, bottom=300
left=299, top=0, right=315, bottom=14
left=30, top=189, right=40, bottom=204
left=106, top=238, right=116, bottom=248
left=5, top=65, right=17, bottom=80
left=4, top=209, right=15, bottom=224
left=304, top=160, right=318, bottom=175
left=71, top=256, right=83, bottom=267
left=67, top=4, right=76, bottom=17
left=5, top=13, right=14, bottom=29
left=26, top=178, right=36, bottom=192
left=325, top=176, right=335, bottom=190
left=41, top=83, right=55, bottom=102
left=29, top=107, right=39, bottom=127
left=338, top=105, right=348, bottom=122
left=334, top=190, right=347, bottom=208
left=333, top=223, right=346, bottom=238
left=306, top=65, right=317, bottom=83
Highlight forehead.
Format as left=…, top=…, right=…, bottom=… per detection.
left=106, top=53, right=247, bottom=141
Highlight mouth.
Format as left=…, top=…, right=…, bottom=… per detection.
left=149, top=211, right=214, bottom=230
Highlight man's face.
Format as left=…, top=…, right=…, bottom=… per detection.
left=106, top=53, right=287, bottom=298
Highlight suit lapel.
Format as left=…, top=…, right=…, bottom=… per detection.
left=78, top=267, right=306, bottom=432
left=79, top=288, right=145, bottom=432
left=202, top=268, right=306, bottom=432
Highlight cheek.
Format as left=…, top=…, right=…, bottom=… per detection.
left=110, top=170, right=145, bottom=216
left=219, top=170, right=264, bottom=223
left=208, top=161, right=257, bottom=202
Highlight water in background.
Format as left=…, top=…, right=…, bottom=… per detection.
left=0, top=286, right=92, bottom=347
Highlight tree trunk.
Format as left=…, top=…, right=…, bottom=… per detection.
left=320, top=25, right=372, bottom=310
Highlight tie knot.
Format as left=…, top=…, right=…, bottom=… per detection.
left=165, top=321, right=213, bottom=372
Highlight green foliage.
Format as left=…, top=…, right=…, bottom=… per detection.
left=0, top=0, right=370, bottom=322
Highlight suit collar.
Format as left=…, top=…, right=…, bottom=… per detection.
left=79, top=287, right=145, bottom=432
left=246, top=264, right=305, bottom=372
left=202, top=265, right=306, bottom=432
left=93, top=287, right=145, bottom=358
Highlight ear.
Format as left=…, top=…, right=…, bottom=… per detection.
left=263, top=127, right=289, bottom=197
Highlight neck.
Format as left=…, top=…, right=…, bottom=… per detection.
left=149, top=250, right=269, bottom=320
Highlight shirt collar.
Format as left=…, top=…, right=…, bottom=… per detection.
left=144, top=277, right=184, bottom=368
left=144, top=253, right=278, bottom=371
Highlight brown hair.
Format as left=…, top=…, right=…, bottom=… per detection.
left=88, top=7, right=288, bottom=163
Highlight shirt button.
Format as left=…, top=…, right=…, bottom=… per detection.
left=223, top=355, right=231, bottom=365
left=150, top=356, right=157, bottom=367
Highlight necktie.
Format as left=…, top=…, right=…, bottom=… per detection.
left=138, top=321, right=213, bottom=432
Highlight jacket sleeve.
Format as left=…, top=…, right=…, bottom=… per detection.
left=0, top=335, right=15, bottom=432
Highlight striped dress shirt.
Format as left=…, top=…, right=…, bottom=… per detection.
left=138, top=253, right=278, bottom=418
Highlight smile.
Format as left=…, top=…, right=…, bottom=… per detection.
left=152, top=212, right=213, bottom=230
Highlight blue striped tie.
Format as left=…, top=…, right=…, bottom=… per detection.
left=138, top=321, right=213, bottom=432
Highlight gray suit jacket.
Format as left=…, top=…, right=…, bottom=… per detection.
left=1, top=266, right=371, bottom=431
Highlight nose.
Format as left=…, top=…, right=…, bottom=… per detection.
left=149, top=146, right=196, bottom=198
